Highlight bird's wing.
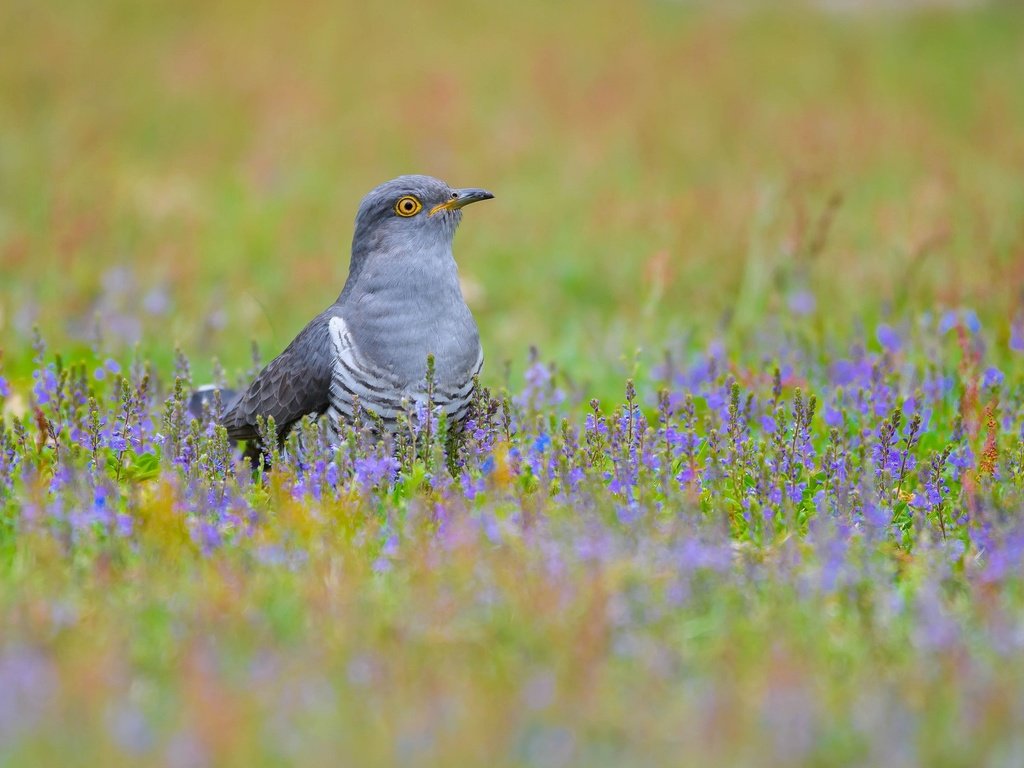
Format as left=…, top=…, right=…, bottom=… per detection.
left=221, top=308, right=338, bottom=442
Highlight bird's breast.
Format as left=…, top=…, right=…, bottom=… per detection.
left=327, top=287, right=483, bottom=433
left=350, top=280, right=481, bottom=387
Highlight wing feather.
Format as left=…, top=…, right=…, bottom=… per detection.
left=221, top=307, right=338, bottom=442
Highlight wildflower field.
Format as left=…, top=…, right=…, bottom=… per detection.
left=2, top=2, right=1024, bottom=766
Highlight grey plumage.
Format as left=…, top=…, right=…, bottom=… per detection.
left=211, top=175, right=493, bottom=444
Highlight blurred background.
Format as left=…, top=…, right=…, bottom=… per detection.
left=1, top=0, right=1022, bottom=393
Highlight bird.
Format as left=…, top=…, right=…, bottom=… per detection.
left=190, top=175, right=494, bottom=448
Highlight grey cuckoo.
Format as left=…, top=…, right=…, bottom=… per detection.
left=191, top=175, right=493, bottom=445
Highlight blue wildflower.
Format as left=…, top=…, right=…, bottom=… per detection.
left=962, top=309, right=981, bottom=334
left=1011, top=317, right=1024, bottom=353
left=354, top=455, right=399, bottom=487
left=787, top=289, right=816, bottom=316
left=939, top=308, right=982, bottom=335
left=982, top=366, right=1004, bottom=390
left=938, top=310, right=959, bottom=334
left=32, top=367, right=58, bottom=405
left=876, top=324, right=901, bottom=352
left=94, top=358, right=121, bottom=382
left=196, top=521, right=222, bottom=555
left=822, top=405, right=843, bottom=428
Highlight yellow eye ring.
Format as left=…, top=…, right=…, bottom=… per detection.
left=394, top=195, right=422, bottom=217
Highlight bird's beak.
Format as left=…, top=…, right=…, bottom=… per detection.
left=430, top=188, right=495, bottom=216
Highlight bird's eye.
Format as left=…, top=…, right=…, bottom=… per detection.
left=394, top=195, right=422, bottom=217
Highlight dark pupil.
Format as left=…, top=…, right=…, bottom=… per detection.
left=402, top=199, right=413, bottom=211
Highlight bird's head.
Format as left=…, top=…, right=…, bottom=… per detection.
left=350, top=175, right=494, bottom=261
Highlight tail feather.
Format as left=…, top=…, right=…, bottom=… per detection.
left=188, top=385, right=268, bottom=469
left=187, top=385, right=238, bottom=422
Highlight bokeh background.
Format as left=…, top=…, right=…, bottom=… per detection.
left=1, top=0, right=1023, bottom=391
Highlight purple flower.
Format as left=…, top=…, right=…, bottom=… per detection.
left=372, top=533, right=400, bottom=573
left=32, top=367, right=58, bottom=405
left=948, top=445, right=973, bottom=479
left=115, top=514, right=134, bottom=538
left=478, top=512, right=502, bottom=543
left=325, top=461, right=339, bottom=488
left=94, top=358, right=121, bottom=382
left=354, top=455, right=399, bottom=487
left=823, top=405, right=843, bottom=428
left=938, top=310, right=958, bottom=334
left=142, top=287, right=170, bottom=316
left=962, top=309, right=981, bottom=334
left=876, top=324, right=901, bottom=352
left=829, top=359, right=870, bottom=386
left=584, top=413, right=608, bottom=438
left=705, top=386, right=729, bottom=423
left=787, top=289, right=816, bottom=316
left=939, top=308, right=981, bottom=335
left=614, top=500, right=641, bottom=526
left=862, top=499, right=892, bottom=530
left=982, top=366, right=1004, bottom=390
left=0, top=376, right=9, bottom=398
left=93, top=484, right=110, bottom=512
left=516, top=358, right=564, bottom=408
left=677, top=538, right=731, bottom=573
left=196, top=521, right=222, bottom=555
left=106, top=432, right=128, bottom=452
left=675, top=464, right=694, bottom=486
left=1011, top=316, right=1024, bottom=353
left=922, top=374, right=953, bottom=402
left=461, top=471, right=485, bottom=501
left=981, top=530, right=1024, bottom=584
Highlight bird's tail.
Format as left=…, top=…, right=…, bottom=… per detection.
left=187, top=384, right=238, bottom=422
left=187, top=385, right=267, bottom=468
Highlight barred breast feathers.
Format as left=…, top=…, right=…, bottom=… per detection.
left=327, top=316, right=482, bottom=432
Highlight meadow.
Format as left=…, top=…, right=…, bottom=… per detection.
left=2, top=1, right=1024, bottom=765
